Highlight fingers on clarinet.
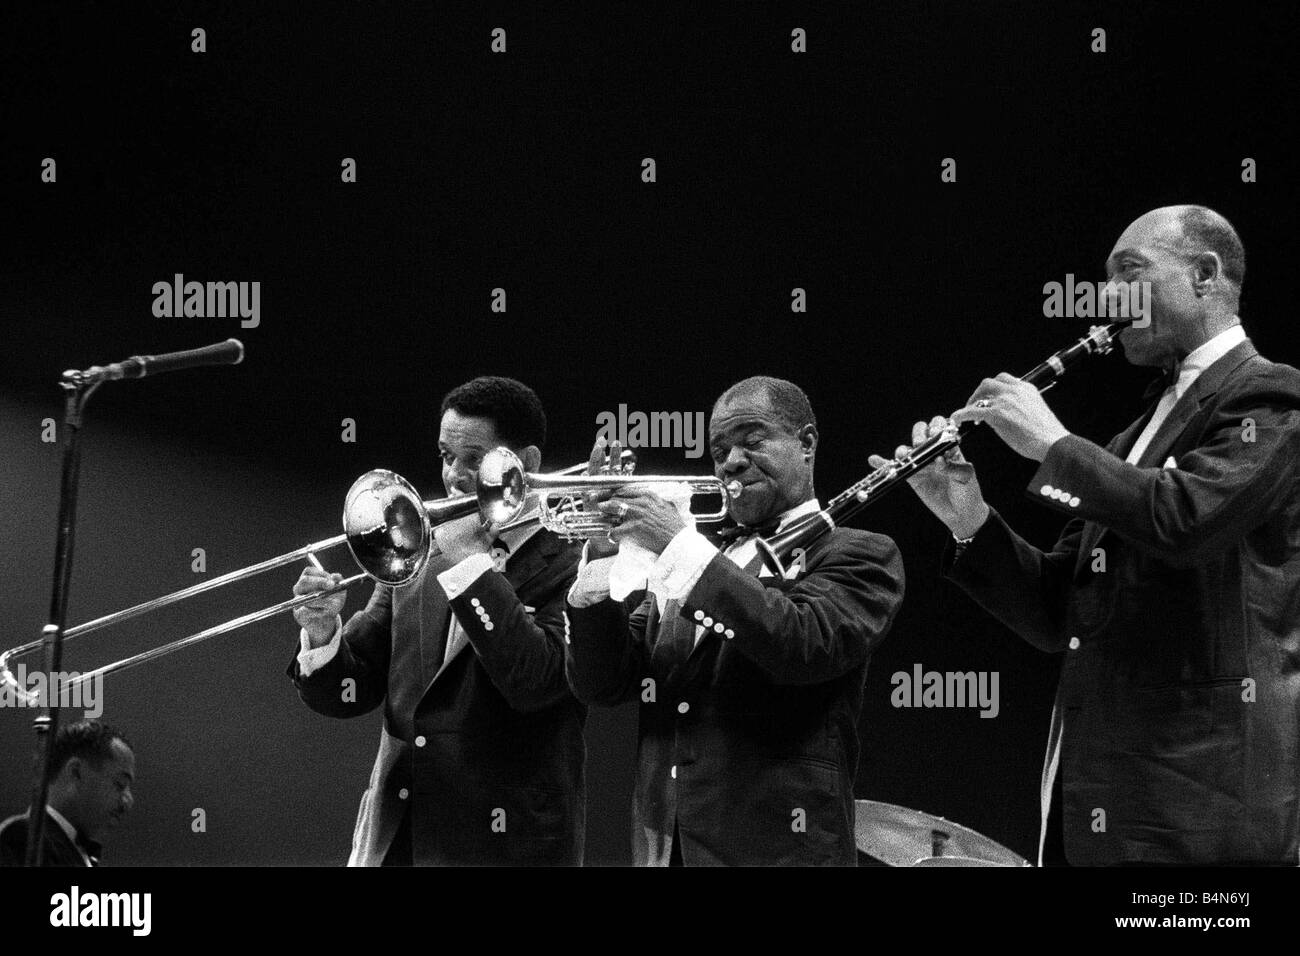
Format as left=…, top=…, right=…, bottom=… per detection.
left=588, top=440, right=606, bottom=474
left=910, top=420, right=928, bottom=445
left=867, top=454, right=888, bottom=469
left=928, top=415, right=948, bottom=436
left=894, top=444, right=911, bottom=459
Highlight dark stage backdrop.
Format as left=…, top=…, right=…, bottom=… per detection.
left=2, top=2, right=1296, bottom=866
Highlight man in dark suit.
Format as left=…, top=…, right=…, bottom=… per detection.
left=289, top=376, right=585, bottom=865
left=879, top=205, right=1300, bottom=865
left=1, top=720, right=135, bottom=867
left=565, top=377, right=905, bottom=865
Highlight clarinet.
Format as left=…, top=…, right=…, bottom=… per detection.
left=756, top=321, right=1131, bottom=575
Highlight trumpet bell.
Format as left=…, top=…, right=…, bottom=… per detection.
left=343, top=470, right=431, bottom=585
left=476, top=448, right=530, bottom=525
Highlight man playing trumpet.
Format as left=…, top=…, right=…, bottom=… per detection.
left=565, top=376, right=905, bottom=865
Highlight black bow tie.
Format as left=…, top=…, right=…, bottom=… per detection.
left=1141, top=363, right=1179, bottom=403
left=716, top=520, right=781, bottom=544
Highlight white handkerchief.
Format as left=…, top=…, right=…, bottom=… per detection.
left=1162, top=456, right=1178, bottom=469
left=607, top=482, right=695, bottom=602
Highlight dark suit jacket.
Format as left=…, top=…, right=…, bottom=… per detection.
left=566, top=525, right=904, bottom=865
left=946, top=339, right=1300, bottom=864
left=289, top=528, right=586, bottom=865
left=0, top=810, right=95, bottom=866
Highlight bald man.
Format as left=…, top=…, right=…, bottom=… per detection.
left=878, top=206, right=1300, bottom=865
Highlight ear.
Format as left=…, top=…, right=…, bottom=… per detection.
left=1192, top=251, right=1222, bottom=294
left=63, top=757, right=84, bottom=784
left=520, top=445, right=542, bottom=473
left=798, top=424, right=818, bottom=459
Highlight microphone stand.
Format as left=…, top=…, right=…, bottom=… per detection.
left=24, top=368, right=102, bottom=866
left=21, top=339, right=243, bottom=865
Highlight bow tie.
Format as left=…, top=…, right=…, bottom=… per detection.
left=488, top=538, right=511, bottom=572
left=716, top=520, right=781, bottom=544
left=1141, top=362, right=1179, bottom=403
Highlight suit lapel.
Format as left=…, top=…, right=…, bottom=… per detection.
left=417, top=552, right=454, bottom=689
left=1134, top=340, right=1257, bottom=468
left=1075, top=416, right=1149, bottom=566
left=1075, top=340, right=1258, bottom=570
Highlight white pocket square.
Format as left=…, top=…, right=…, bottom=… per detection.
left=1162, top=456, right=1178, bottom=469
left=523, top=605, right=536, bottom=613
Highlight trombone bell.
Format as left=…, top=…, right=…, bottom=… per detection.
left=342, top=470, right=433, bottom=586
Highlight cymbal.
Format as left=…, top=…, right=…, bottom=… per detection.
left=854, top=800, right=1031, bottom=867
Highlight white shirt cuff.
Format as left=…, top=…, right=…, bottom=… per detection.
left=648, top=527, right=718, bottom=602
left=567, top=543, right=618, bottom=608
left=437, top=552, right=496, bottom=600
left=297, top=615, right=344, bottom=678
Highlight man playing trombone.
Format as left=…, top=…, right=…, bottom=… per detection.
left=288, top=376, right=586, bottom=865
left=564, top=376, right=905, bottom=865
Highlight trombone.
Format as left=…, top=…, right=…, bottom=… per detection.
left=0, top=461, right=578, bottom=702
left=0, top=449, right=738, bottom=698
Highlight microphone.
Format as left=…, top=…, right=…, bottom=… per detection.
left=66, top=339, right=245, bottom=385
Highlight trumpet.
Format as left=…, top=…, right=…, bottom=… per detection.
left=477, top=447, right=743, bottom=541
left=0, top=458, right=590, bottom=701
left=756, top=322, right=1131, bottom=575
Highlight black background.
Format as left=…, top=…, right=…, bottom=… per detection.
left=2, top=1, right=1297, bottom=868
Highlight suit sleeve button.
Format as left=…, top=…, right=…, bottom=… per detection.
left=1068, top=637, right=1080, bottom=650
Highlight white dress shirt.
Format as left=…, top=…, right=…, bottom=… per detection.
left=1125, top=324, right=1247, bottom=464
left=568, top=498, right=823, bottom=650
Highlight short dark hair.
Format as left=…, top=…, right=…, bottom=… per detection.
left=1177, top=206, right=1245, bottom=291
left=439, top=376, right=547, bottom=450
left=46, top=721, right=131, bottom=777
left=714, top=376, right=817, bottom=434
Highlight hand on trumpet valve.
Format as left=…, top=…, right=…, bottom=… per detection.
left=596, top=489, right=687, bottom=555
left=584, top=439, right=628, bottom=558
left=950, top=373, right=1070, bottom=462
left=867, top=416, right=990, bottom=539
left=292, top=566, right=348, bottom=647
